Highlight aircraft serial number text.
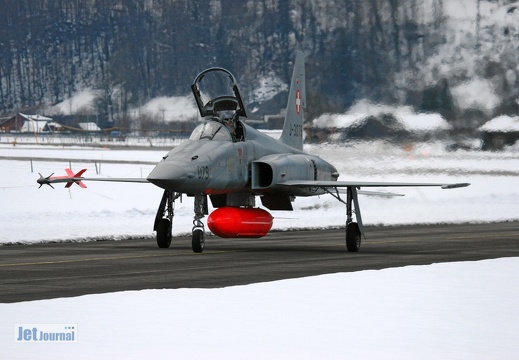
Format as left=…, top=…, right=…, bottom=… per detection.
left=197, top=166, right=210, bottom=179
left=289, top=124, right=303, bottom=138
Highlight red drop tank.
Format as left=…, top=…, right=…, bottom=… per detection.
left=207, top=207, right=273, bottom=238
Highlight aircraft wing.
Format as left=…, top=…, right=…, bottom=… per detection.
left=48, top=177, right=149, bottom=184
left=37, top=169, right=149, bottom=188
left=353, top=189, right=405, bottom=197
left=277, top=180, right=470, bottom=190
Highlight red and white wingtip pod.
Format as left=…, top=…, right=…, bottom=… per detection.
left=63, top=168, right=87, bottom=188
left=37, top=168, right=88, bottom=188
left=207, top=207, right=273, bottom=238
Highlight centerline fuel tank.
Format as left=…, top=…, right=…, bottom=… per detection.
left=207, top=207, right=273, bottom=238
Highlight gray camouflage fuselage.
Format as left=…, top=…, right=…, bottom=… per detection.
left=147, top=121, right=339, bottom=206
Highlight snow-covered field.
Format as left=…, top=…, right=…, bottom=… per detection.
left=1, top=140, right=517, bottom=244
left=1, top=258, right=518, bottom=359
left=1, top=140, right=518, bottom=359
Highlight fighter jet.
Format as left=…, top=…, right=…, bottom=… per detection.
left=38, top=51, right=469, bottom=252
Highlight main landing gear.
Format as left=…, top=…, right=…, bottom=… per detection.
left=345, top=186, right=362, bottom=252
left=346, top=222, right=362, bottom=252
left=326, top=186, right=364, bottom=252
left=154, top=191, right=208, bottom=253
left=154, top=190, right=180, bottom=248
left=155, top=187, right=364, bottom=253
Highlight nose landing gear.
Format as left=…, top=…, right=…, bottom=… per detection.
left=192, top=193, right=207, bottom=253
left=154, top=191, right=208, bottom=253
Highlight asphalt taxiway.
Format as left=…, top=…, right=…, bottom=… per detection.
left=1, top=222, right=518, bottom=303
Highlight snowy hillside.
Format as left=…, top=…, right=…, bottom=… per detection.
left=2, top=0, right=518, bottom=128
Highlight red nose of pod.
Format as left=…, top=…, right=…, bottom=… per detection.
left=207, top=207, right=273, bottom=238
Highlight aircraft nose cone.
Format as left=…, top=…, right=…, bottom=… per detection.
left=147, top=163, right=187, bottom=190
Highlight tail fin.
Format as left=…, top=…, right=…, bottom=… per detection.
left=279, top=51, right=305, bottom=151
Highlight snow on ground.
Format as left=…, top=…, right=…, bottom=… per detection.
left=479, top=115, right=519, bottom=132
left=0, top=132, right=187, bottom=148
left=312, top=100, right=451, bottom=131
left=250, top=73, right=289, bottom=104
left=46, top=89, right=199, bottom=122
left=132, top=95, right=199, bottom=122
left=1, top=140, right=518, bottom=358
left=46, top=89, right=96, bottom=115
left=1, top=140, right=517, bottom=244
left=1, top=258, right=518, bottom=359
left=450, top=78, right=501, bottom=113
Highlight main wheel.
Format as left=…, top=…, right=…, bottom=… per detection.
left=192, top=228, right=205, bottom=253
left=346, top=222, right=361, bottom=252
left=156, top=219, right=172, bottom=248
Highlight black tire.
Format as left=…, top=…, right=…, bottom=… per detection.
left=156, top=219, right=172, bottom=248
left=192, top=228, right=205, bottom=253
left=346, top=222, right=361, bottom=252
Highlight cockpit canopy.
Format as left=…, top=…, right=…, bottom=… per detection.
left=189, top=121, right=232, bottom=142
left=191, top=67, right=247, bottom=118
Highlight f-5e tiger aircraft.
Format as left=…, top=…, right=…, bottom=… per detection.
left=38, top=51, right=469, bottom=253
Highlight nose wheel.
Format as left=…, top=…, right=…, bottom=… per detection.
left=192, top=226, right=205, bottom=253
left=192, top=193, right=208, bottom=253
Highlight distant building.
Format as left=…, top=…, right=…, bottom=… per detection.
left=479, top=115, right=519, bottom=150
left=0, top=113, right=62, bottom=133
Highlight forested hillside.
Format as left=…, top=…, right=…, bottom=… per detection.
left=1, top=0, right=518, bottom=128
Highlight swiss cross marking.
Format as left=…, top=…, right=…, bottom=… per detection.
left=295, top=89, right=301, bottom=115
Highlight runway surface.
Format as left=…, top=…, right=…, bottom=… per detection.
left=1, top=222, right=518, bottom=303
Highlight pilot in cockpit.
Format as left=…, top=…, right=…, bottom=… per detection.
left=212, top=112, right=243, bottom=142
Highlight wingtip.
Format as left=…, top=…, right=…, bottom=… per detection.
left=442, top=183, right=471, bottom=189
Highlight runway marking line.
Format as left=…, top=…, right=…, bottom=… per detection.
left=0, top=251, right=229, bottom=268
left=368, top=233, right=519, bottom=244
left=445, top=233, right=519, bottom=240
left=2, top=232, right=516, bottom=268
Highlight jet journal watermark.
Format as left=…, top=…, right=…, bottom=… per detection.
left=14, top=324, right=77, bottom=343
